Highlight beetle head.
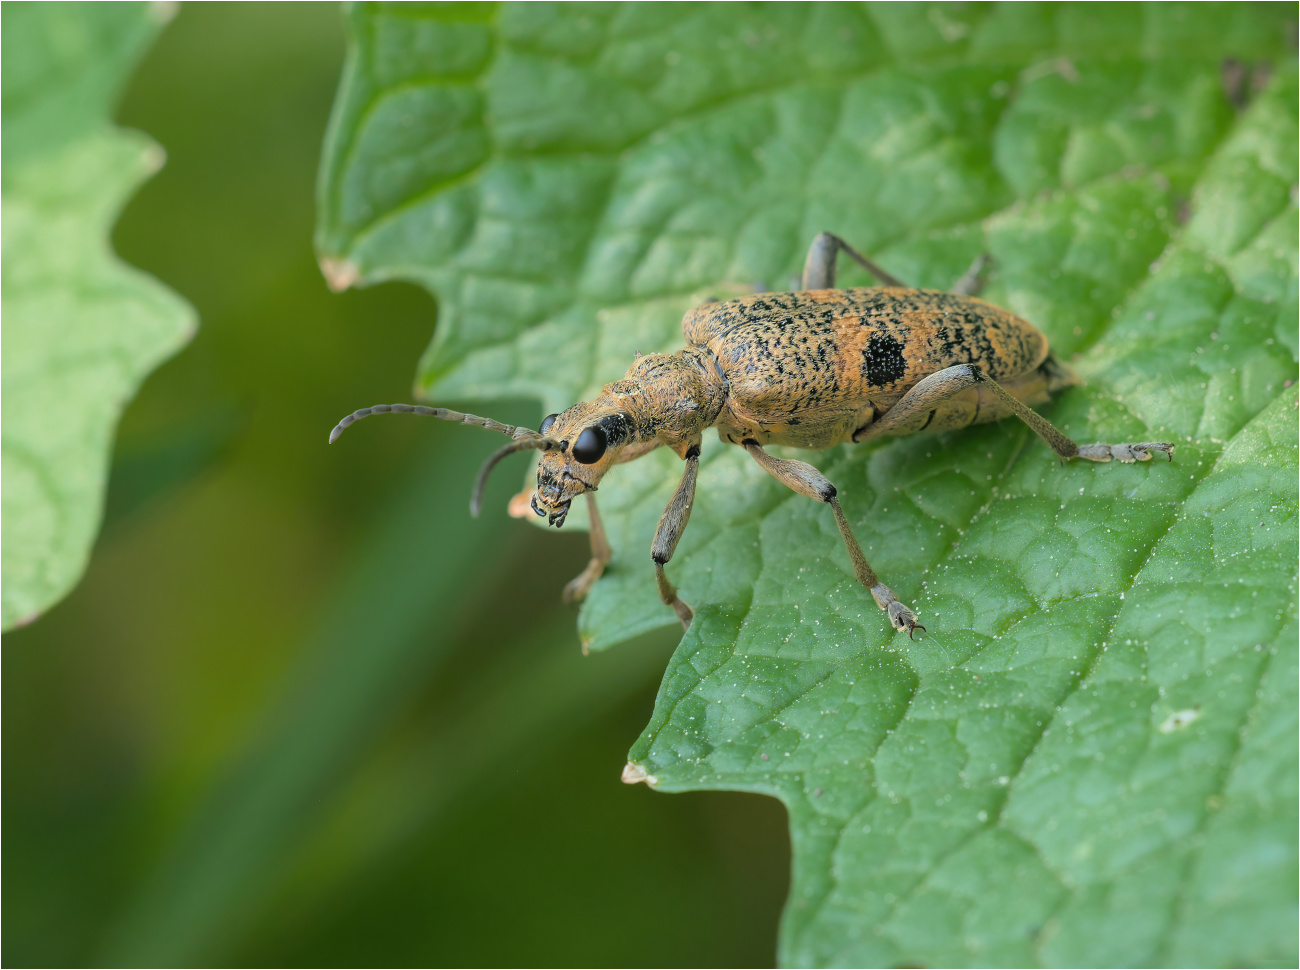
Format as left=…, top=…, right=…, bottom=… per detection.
left=527, top=406, right=635, bottom=527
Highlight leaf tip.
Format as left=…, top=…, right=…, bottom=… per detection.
left=621, top=761, right=657, bottom=788
left=149, top=1, right=179, bottom=25
left=319, top=257, right=360, bottom=293
left=4, top=607, right=46, bottom=632
left=507, top=488, right=534, bottom=519
left=141, top=142, right=167, bottom=177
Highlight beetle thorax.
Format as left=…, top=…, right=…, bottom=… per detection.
left=614, top=349, right=726, bottom=449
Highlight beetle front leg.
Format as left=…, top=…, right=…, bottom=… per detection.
left=651, top=446, right=701, bottom=630
left=562, top=492, right=612, bottom=604
left=742, top=441, right=923, bottom=637
left=802, top=232, right=909, bottom=290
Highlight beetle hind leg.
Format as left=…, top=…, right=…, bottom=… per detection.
left=855, top=363, right=1175, bottom=463
left=742, top=441, right=924, bottom=638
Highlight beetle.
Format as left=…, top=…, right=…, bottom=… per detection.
left=330, top=233, right=1173, bottom=637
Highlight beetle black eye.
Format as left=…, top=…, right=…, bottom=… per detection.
left=539, top=413, right=559, bottom=435
left=572, top=426, right=607, bottom=464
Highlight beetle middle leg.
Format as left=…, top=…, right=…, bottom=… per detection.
left=855, top=363, right=1175, bottom=462
left=742, top=440, right=924, bottom=637
left=650, top=446, right=701, bottom=629
left=949, top=253, right=992, bottom=296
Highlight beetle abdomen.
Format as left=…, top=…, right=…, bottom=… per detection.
left=685, top=287, right=1049, bottom=447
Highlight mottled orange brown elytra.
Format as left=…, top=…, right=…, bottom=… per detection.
left=330, top=233, right=1174, bottom=637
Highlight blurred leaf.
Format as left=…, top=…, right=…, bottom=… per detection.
left=98, top=418, right=682, bottom=967
left=318, top=3, right=1297, bottom=965
left=1, top=3, right=196, bottom=629
left=101, top=428, right=518, bottom=964
left=101, top=400, right=244, bottom=531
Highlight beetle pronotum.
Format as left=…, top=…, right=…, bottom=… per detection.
left=331, top=233, right=1173, bottom=637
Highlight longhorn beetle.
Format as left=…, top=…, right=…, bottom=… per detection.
left=330, top=233, right=1174, bottom=637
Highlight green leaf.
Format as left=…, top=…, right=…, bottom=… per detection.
left=2, top=3, right=196, bottom=629
left=318, top=4, right=1297, bottom=965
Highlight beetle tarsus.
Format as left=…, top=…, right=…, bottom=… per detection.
left=881, top=594, right=922, bottom=637
left=1078, top=441, right=1176, bottom=463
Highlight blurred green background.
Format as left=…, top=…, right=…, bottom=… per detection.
left=2, top=5, right=788, bottom=966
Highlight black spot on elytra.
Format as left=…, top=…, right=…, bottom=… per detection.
left=862, top=332, right=907, bottom=387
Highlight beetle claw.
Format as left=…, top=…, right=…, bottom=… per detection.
left=882, top=597, right=922, bottom=637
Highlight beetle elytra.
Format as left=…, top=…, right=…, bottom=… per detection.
left=330, top=233, right=1173, bottom=637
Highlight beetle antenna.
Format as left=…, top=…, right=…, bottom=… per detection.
left=471, top=437, right=562, bottom=517
left=329, top=403, right=539, bottom=444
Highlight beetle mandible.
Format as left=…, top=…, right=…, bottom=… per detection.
left=330, top=233, right=1174, bottom=637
